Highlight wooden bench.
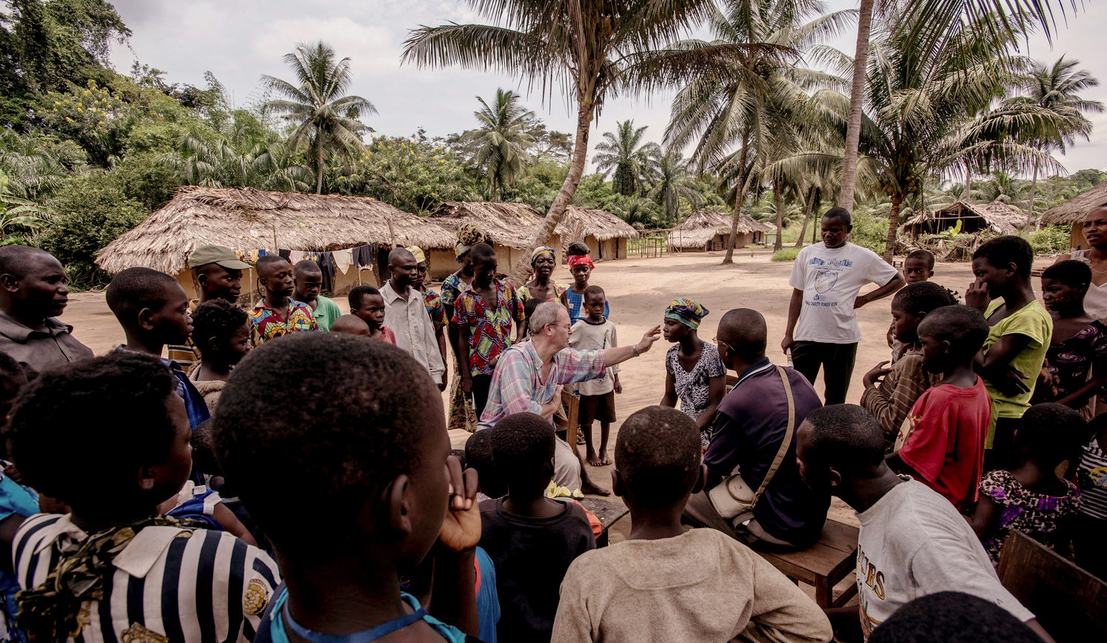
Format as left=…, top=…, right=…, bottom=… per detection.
left=756, top=518, right=859, bottom=609
left=579, top=496, right=630, bottom=548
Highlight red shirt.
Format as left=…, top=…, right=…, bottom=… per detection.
left=895, top=377, right=991, bottom=512
left=372, top=326, right=397, bottom=345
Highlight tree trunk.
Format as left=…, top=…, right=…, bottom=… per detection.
left=1027, top=159, right=1039, bottom=228
left=507, top=101, right=592, bottom=286
left=315, top=143, right=324, bottom=195
left=722, top=130, right=752, bottom=265
left=883, top=192, right=902, bottom=264
left=773, top=182, right=785, bottom=252
left=796, top=186, right=816, bottom=248
left=837, top=0, right=875, bottom=212
left=963, top=160, right=972, bottom=200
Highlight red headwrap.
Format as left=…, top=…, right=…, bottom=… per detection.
left=567, top=254, right=594, bottom=270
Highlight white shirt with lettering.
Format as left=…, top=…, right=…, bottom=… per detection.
left=789, top=242, right=898, bottom=344
left=855, top=478, right=1034, bottom=640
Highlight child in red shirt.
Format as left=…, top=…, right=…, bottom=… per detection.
left=891, top=304, right=992, bottom=513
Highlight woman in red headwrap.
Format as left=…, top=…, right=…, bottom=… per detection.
left=565, top=243, right=608, bottom=324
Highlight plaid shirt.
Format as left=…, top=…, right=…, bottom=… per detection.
left=248, top=299, right=319, bottom=344
left=478, top=340, right=607, bottom=429
left=451, top=280, right=525, bottom=377
left=860, top=346, right=940, bottom=445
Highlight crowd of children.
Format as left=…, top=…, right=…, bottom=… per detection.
left=0, top=203, right=1104, bottom=642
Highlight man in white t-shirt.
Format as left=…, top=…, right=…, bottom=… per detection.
left=782, top=208, right=904, bottom=404
left=795, top=404, right=1054, bottom=643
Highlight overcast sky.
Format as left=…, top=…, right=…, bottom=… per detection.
left=108, top=0, right=1107, bottom=175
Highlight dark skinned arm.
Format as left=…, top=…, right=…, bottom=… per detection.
left=0, top=514, right=26, bottom=574
left=456, top=325, right=473, bottom=393
left=1056, top=375, right=1107, bottom=409
left=782, top=288, right=803, bottom=353
left=976, top=334, right=1034, bottom=397
left=854, top=273, right=906, bottom=309
left=696, top=376, right=727, bottom=434
left=660, top=372, right=678, bottom=408
left=969, top=494, right=998, bottom=538
left=426, top=456, right=480, bottom=636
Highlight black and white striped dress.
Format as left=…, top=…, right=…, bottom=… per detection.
left=13, top=513, right=280, bottom=642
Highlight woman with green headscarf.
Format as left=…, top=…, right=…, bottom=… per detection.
left=660, top=298, right=727, bottom=448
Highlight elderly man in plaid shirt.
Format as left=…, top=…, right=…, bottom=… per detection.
left=479, top=301, right=660, bottom=495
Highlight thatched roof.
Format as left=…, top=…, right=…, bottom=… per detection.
left=96, top=186, right=455, bottom=275
left=902, top=200, right=1025, bottom=236
left=430, top=201, right=637, bottom=248
left=667, top=210, right=771, bottom=248
left=1040, top=182, right=1107, bottom=225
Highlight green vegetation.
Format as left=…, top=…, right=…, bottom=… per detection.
left=772, top=248, right=800, bottom=262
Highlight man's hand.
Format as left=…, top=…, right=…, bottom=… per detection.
left=460, top=375, right=472, bottom=394
left=995, top=365, right=1031, bottom=397
left=854, top=293, right=871, bottom=309
left=781, top=333, right=794, bottom=354
left=439, top=371, right=448, bottom=391
left=540, top=386, right=563, bottom=420
left=438, top=455, right=481, bottom=552
left=636, top=325, right=662, bottom=354
left=614, top=375, right=622, bottom=394
left=863, top=361, right=891, bottom=389
left=965, top=279, right=991, bottom=312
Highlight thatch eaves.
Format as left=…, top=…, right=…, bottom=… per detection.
left=562, top=206, right=638, bottom=241
left=902, top=200, right=1025, bottom=236
left=667, top=210, right=769, bottom=248
left=1040, top=182, right=1107, bottom=225
left=430, top=202, right=638, bottom=248
left=96, top=186, right=455, bottom=275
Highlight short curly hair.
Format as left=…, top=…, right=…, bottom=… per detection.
left=891, top=282, right=954, bottom=315
left=191, top=298, right=249, bottom=359
left=491, top=413, right=555, bottom=496
left=615, top=406, right=701, bottom=510
left=213, top=333, right=441, bottom=555
left=105, top=267, right=179, bottom=326
left=9, top=352, right=177, bottom=513
left=973, top=235, right=1034, bottom=280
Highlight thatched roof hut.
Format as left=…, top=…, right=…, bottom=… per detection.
left=428, top=202, right=637, bottom=277
left=1040, top=182, right=1107, bottom=251
left=96, top=186, right=455, bottom=295
left=667, top=210, right=770, bottom=251
left=902, top=200, right=1025, bottom=238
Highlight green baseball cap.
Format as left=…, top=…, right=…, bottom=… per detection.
left=188, top=245, right=251, bottom=270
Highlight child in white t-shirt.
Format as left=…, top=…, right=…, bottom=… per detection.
left=569, top=285, right=620, bottom=467
left=782, top=207, right=904, bottom=405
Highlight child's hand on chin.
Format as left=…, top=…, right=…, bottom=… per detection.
left=438, top=455, right=481, bottom=551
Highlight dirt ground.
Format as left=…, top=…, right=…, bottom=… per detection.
left=64, top=247, right=1002, bottom=544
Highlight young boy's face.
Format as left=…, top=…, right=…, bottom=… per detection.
left=199, top=266, right=242, bottom=303
left=662, top=318, right=688, bottom=342
left=147, top=393, right=194, bottom=505
left=353, top=294, right=386, bottom=328
left=890, top=305, right=922, bottom=345
left=570, top=264, right=591, bottom=287
left=261, top=261, right=295, bottom=298
left=1041, top=276, right=1087, bottom=312
left=584, top=292, right=606, bottom=322
left=903, top=257, right=933, bottom=284
left=412, top=262, right=428, bottom=292
left=971, top=256, right=1009, bottom=298
left=294, top=270, right=322, bottom=302
left=150, top=282, right=192, bottom=345
left=473, top=255, right=498, bottom=285
left=226, top=322, right=252, bottom=365
left=918, top=327, right=949, bottom=374
left=820, top=216, right=850, bottom=249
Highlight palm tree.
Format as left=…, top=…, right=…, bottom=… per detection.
left=175, top=135, right=314, bottom=192
left=594, top=120, right=660, bottom=196
left=471, top=88, right=535, bottom=200
left=402, top=0, right=723, bottom=284
left=1007, top=57, right=1102, bottom=223
left=262, top=41, right=376, bottom=194
left=664, top=0, right=852, bottom=262
left=836, top=0, right=1081, bottom=213
left=645, top=147, right=702, bottom=222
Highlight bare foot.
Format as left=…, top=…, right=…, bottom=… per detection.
left=598, top=452, right=612, bottom=466
left=587, top=454, right=604, bottom=467
left=581, top=479, right=611, bottom=496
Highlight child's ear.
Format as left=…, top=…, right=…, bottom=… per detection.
left=611, top=469, right=625, bottom=498
left=385, top=474, right=414, bottom=538
left=691, top=464, right=707, bottom=495
left=137, top=307, right=157, bottom=331
left=827, top=466, right=844, bottom=491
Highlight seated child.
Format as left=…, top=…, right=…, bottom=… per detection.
left=552, top=406, right=831, bottom=643
left=348, top=285, right=396, bottom=344
left=330, top=313, right=371, bottom=337
left=105, top=267, right=211, bottom=430
left=870, top=592, right=1044, bottom=643
left=971, top=403, right=1082, bottom=564
left=887, top=249, right=936, bottom=357
left=465, top=430, right=507, bottom=498
left=8, top=352, right=280, bottom=642
left=480, top=412, right=595, bottom=642
left=213, top=333, right=482, bottom=641
left=0, top=354, right=36, bottom=643
left=189, top=298, right=252, bottom=413
left=1033, top=260, right=1107, bottom=417
left=966, top=236, right=1052, bottom=469
left=891, top=305, right=992, bottom=513
left=569, top=285, right=620, bottom=466
left=862, top=282, right=952, bottom=445
left=1070, top=413, right=1107, bottom=580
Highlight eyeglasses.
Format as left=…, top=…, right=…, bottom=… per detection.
left=713, top=336, right=736, bottom=353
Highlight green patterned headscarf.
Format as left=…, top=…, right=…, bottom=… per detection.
left=665, top=298, right=709, bottom=329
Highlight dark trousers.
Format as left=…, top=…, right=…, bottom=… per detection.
left=791, top=341, right=858, bottom=405
left=471, top=374, right=493, bottom=419
left=983, top=416, right=1019, bottom=472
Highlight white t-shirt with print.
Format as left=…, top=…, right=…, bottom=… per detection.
left=855, top=478, right=1034, bottom=640
left=789, top=242, right=899, bottom=343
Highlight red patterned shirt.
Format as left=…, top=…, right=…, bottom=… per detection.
left=452, top=280, right=525, bottom=377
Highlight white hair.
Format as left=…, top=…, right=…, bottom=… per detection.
left=530, top=301, right=564, bottom=335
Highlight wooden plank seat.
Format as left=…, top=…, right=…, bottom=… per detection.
left=755, top=518, right=859, bottom=609
left=579, top=497, right=630, bottom=548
